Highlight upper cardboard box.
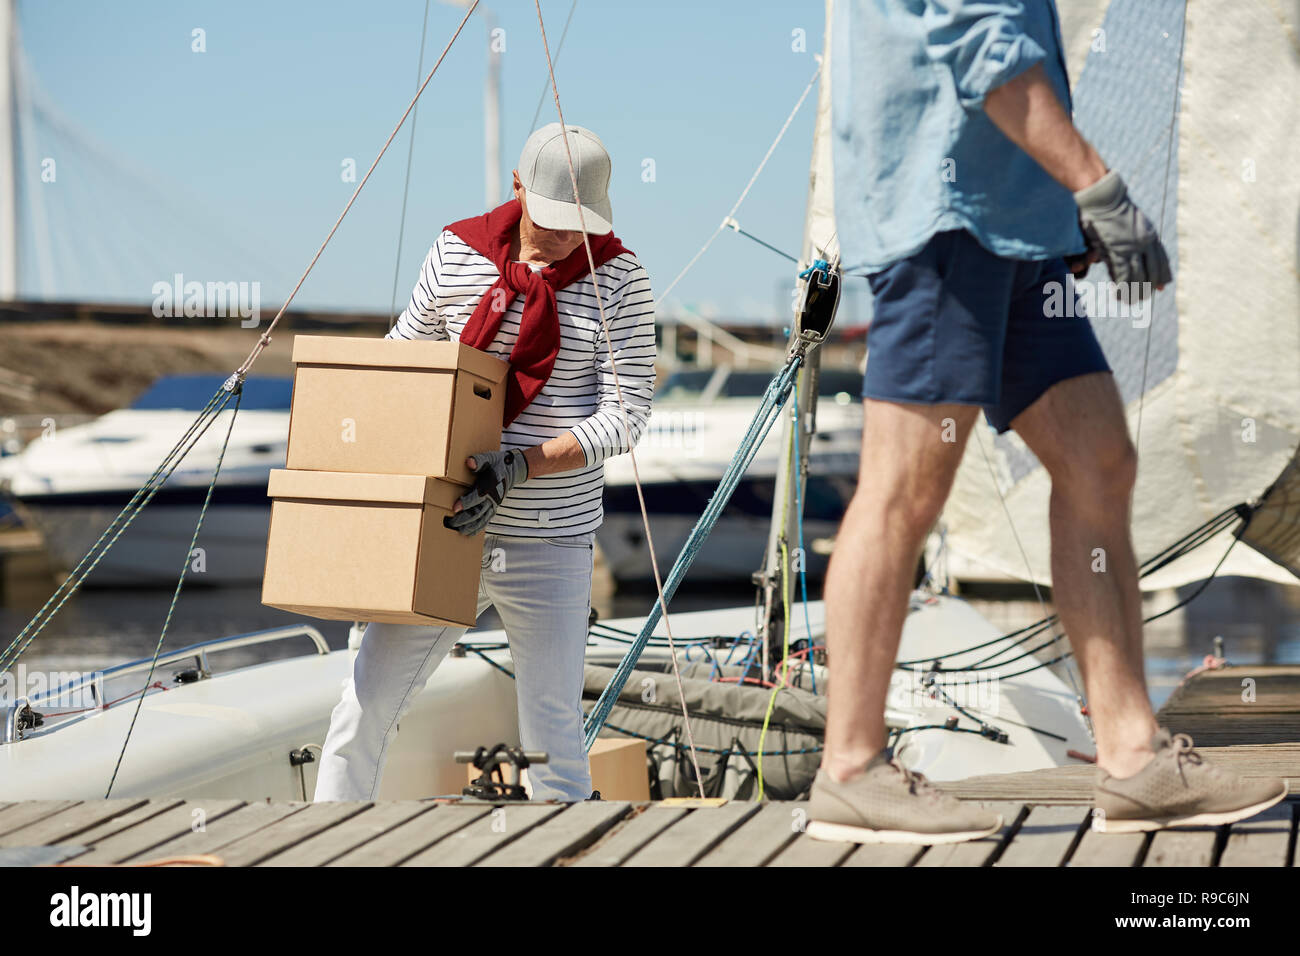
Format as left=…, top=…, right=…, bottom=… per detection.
left=285, top=335, right=508, bottom=485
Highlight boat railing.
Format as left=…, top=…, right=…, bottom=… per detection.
left=2, top=624, right=331, bottom=743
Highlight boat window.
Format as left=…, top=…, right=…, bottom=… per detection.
left=129, top=375, right=294, bottom=411
left=816, top=369, right=864, bottom=402
left=655, top=369, right=713, bottom=402
left=715, top=369, right=863, bottom=401
left=718, top=371, right=777, bottom=398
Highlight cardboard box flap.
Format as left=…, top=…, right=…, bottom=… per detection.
left=267, top=469, right=463, bottom=510
left=291, top=335, right=508, bottom=384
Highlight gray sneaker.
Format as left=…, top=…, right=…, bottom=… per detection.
left=1094, top=728, right=1288, bottom=833
left=806, top=753, right=1003, bottom=845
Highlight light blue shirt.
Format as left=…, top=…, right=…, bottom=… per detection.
left=831, top=0, right=1086, bottom=275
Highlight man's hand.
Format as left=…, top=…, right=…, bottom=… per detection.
left=446, top=449, right=529, bottom=536
left=1065, top=248, right=1098, bottom=279
left=1074, top=171, right=1173, bottom=296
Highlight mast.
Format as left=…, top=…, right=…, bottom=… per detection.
left=0, top=0, right=18, bottom=300
left=756, top=0, right=840, bottom=675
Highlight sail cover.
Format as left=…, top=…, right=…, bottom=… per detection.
left=802, top=0, right=840, bottom=269
left=939, top=0, right=1300, bottom=589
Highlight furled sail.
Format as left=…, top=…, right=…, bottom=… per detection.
left=938, top=0, right=1300, bottom=589
left=802, top=0, right=839, bottom=269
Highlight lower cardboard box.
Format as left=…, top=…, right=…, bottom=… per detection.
left=261, top=468, right=481, bottom=627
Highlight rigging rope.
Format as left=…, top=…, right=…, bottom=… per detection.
left=1, top=383, right=241, bottom=673
left=580, top=358, right=803, bottom=748
left=970, top=425, right=1087, bottom=712
left=105, top=381, right=244, bottom=797
left=527, top=0, right=579, bottom=133
left=530, top=0, right=707, bottom=791
left=654, top=60, right=822, bottom=306
left=723, top=218, right=800, bottom=264
left=233, top=0, right=482, bottom=379
left=1134, top=3, right=1189, bottom=452
left=387, top=0, right=434, bottom=329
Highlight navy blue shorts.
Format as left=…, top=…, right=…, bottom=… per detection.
left=862, top=230, right=1111, bottom=433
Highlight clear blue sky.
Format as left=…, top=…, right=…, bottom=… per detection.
left=16, top=0, right=862, bottom=323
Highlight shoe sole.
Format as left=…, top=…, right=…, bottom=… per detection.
left=1095, top=785, right=1289, bottom=833
left=805, top=817, right=1003, bottom=846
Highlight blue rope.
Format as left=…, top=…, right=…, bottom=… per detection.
left=583, top=356, right=803, bottom=750
left=798, top=258, right=830, bottom=280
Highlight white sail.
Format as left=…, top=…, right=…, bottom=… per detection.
left=802, top=0, right=839, bottom=268
left=1055, top=0, right=1114, bottom=86
left=939, top=0, right=1300, bottom=589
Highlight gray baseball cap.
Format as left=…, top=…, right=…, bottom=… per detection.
left=517, top=123, right=614, bottom=235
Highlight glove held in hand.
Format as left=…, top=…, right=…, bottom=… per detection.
left=445, top=448, right=529, bottom=536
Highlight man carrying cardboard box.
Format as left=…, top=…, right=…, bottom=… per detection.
left=313, top=124, right=656, bottom=803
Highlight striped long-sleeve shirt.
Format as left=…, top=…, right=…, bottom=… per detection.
left=387, top=229, right=657, bottom=537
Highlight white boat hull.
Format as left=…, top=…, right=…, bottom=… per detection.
left=0, top=650, right=519, bottom=801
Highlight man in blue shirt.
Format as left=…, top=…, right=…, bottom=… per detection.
left=810, top=0, right=1287, bottom=845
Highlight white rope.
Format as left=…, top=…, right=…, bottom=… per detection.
left=531, top=0, right=707, bottom=797
left=388, top=0, right=434, bottom=330
left=527, top=0, right=579, bottom=133
left=234, top=0, right=482, bottom=377
left=971, top=426, right=1086, bottom=711
left=655, top=61, right=823, bottom=307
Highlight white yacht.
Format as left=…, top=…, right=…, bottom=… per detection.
left=598, top=364, right=862, bottom=583
left=0, top=374, right=290, bottom=585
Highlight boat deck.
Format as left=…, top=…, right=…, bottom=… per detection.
left=3, top=665, right=1298, bottom=867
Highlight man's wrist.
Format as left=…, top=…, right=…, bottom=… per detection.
left=1063, top=148, right=1109, bottom=194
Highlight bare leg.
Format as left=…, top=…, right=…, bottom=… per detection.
left=1010, top=372, right=1158, bottom=778
left=822, top=400, right=980, bottom=782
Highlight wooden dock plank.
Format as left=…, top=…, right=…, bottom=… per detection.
left=695, top=802, right=799, bottom=867
left=217, top=802, right=372, bottom=867
left=767, top=833, right=856, bottom=867
left=1218, top=803, right=1294, bottom=867
left=53, top=799, right=185, bottom=853
left=259, top=801, right=434, bottom=867
left=913, top=803, right=1024, bottom=868
left=122, top=800, right=309, bottom=862
left=70, top=800, right=244, bottom=864
left=478, top=801, right=632, bottom=867
left=0, top=799, right=149, bottom=847
left=1144, top=827, right=1220, bottom=867
left=623, top=802, right=759, bottom=867
left=401, top=803, right=566, bottom=867
left=566, top=805, right=688, bottom=867
left=1069, top=826, right=1147, bottom=867
left=0, top=800, right=80, bottom=837
left=327, top=803, right=490, bottom=867
left=994, top=805, right=1088, bottom=867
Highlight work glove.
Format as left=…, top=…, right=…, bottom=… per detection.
left=1073, top=170, right=1173, bottom=297
left=446, top=448, right=529, bottom=536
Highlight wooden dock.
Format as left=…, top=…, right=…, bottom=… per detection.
left=2, top=665, right=1297, bottom=867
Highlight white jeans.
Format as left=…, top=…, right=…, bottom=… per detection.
left=313, top=531, right=595, bottom=803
